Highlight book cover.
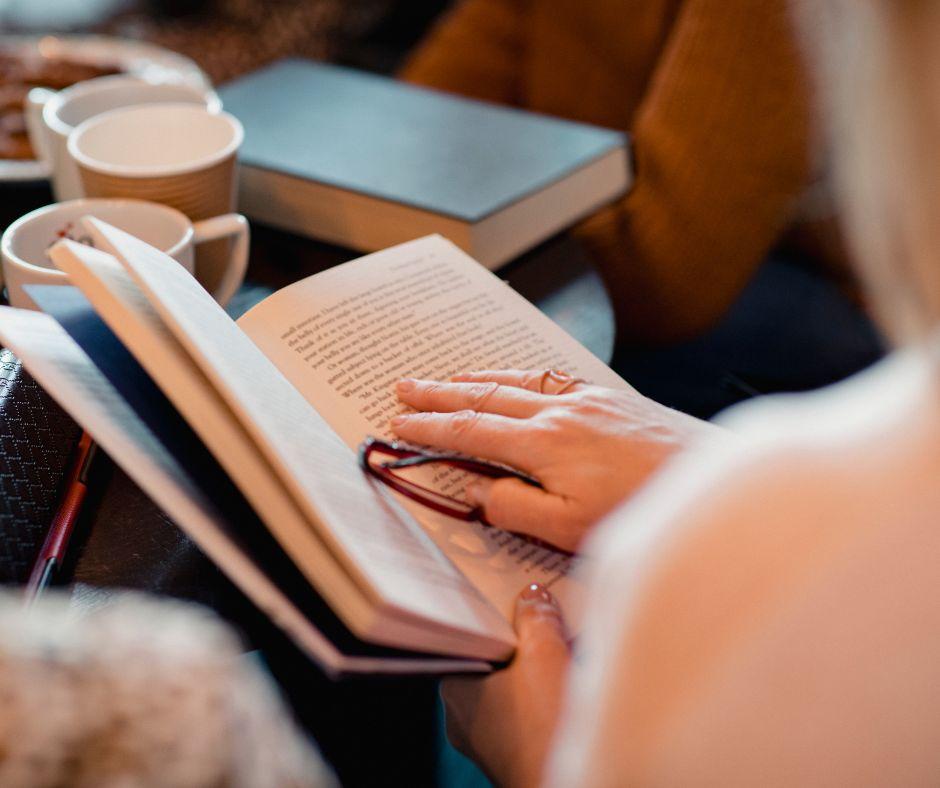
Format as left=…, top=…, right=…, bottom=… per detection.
left=221, top=59, right=627, bottom=222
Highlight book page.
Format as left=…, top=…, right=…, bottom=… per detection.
left=76, top=221, right=516, bottom=660
left=238, top=235, right=629, bottom=621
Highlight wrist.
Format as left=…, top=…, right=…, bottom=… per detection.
left=494, top=753, right=546, bottom=788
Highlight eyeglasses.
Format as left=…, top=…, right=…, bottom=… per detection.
left=358, top=437, right=569, bottom=555
left=358, top=436, right=536, bottom=521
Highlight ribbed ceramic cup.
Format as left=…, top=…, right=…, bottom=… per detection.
left=68, top=103, right=244, bottom=295
left=25, top=75, right=221, bottom=202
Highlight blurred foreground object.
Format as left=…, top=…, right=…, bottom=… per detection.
left=0, top=591, right=335, bottom=787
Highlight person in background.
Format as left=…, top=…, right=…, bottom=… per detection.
left=402, top=0, right=884, bottom=417
left=393, top=0, right=940, bottom=782
left=103, top=0, right=349, bottom=83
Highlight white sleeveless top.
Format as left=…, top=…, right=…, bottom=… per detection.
left=547, top=348, right=940, bottom=786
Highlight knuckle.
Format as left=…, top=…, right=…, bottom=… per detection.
left=569, top=390, right=612, bottom=417
left=521, top=370, right=544, bottom=392
left=467, top=381, right=500, bottom=409
left=533, top=409, right=569, bottom=434
left=422, top=381, right=444, bottom=399
left=391, top=412, right=421, bottom=433
left=448, top=409, right=482, bottom=437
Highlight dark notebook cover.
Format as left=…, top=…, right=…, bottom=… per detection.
left=220, top=59, right=627, bottom=222
left=0, top=347, right=80, bottom=583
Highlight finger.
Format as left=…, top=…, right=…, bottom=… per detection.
left=396, top=378, right=548, bottom=419
left=450, top=369, right=552, bottom=393
left=390, top=410, right=542, bottom=471
left=452, top=369, right=589, bottom=396
left=467, top=477, right=584, bottom=553
left=513, top=583, right=569, bottom=662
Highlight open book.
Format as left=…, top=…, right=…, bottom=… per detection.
left=0, top=224, right=626, bottom=675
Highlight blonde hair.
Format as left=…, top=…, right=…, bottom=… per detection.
left=795, top=0, right=940, bottom=346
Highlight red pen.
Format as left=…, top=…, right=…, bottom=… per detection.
left=24, top=432, right=96, bottom=605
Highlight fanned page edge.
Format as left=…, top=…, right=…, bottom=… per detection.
left=0, top=306, right=491, bottom=676
left=0, top=307, right=347, bottom=673
left=46, top=242, right=381, bottom=639
left=78, top=219, right=517, bottom=659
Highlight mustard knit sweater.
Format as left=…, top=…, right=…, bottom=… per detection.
left=401, top=0, right=835, bottom=344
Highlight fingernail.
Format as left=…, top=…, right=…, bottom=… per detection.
left=519, top=583, right=557, bottom=606
left=396, top=379, right=416, bottom=394
left=390, top=415, right=408, bottom=428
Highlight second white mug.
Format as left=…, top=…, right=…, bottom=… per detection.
left=24, top=74, right=222, bottom=202
left=1, top=198, right=248, bottom=309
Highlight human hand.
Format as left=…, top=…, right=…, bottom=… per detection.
left=391, top=369, right=725, bottom=552
left=442, top=583, right=569, bottom=788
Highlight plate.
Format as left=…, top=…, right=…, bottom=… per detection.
left=0, top=34, right=213, bottom=183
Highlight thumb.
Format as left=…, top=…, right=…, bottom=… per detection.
left=513, top=584, right=569, bottom=661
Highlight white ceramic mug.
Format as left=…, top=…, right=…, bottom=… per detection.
left=68, top=103, right=242, bottom=213
left=1, top=198, right=248, bottom=309
left=25, top=75, right=222, bottom=202
left=68, top=104, right=244, bottom=296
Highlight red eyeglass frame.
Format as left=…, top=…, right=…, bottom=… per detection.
left=358, top=437, right=535, bottom=519
left=358, top=437, right=571, bottom=556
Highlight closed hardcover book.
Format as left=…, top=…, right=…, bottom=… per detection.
left=219, top=59, right=631, bottom=269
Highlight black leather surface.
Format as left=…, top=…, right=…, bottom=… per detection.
left=0, top=349, right=81, bottom=584
left=68, top=460, right=225, bottom=606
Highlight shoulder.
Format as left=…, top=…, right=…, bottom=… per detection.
left=551, top=349, right=940, bottom=783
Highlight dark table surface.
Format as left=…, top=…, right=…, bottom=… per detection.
left=2, top=177, right=615, bottom=786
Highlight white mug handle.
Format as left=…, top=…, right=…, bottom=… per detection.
left=24, top=87, right=56, bottom=169
left=191, top=213, right=250, bottom=306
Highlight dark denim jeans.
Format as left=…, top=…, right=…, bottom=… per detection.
left=612, top=254, right=885, bottom=420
